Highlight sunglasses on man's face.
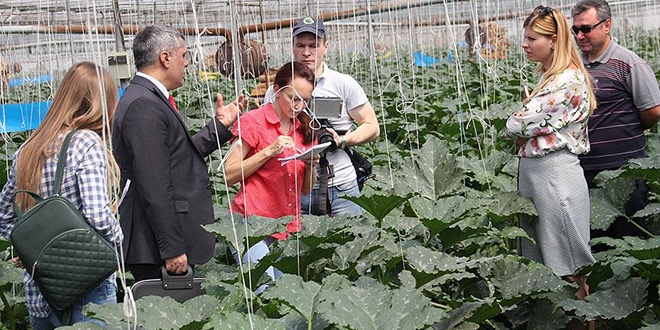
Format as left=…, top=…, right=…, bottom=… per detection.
left=571, top=19, right=607, bottom=35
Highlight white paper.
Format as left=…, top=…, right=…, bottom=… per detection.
left=278, top=142, right=331, bottom=165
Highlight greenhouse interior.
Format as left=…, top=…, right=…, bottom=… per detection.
left=1, top=0, right=660, bottom=329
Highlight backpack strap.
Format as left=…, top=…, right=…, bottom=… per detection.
left=11, top=130, right=77, bottom=217
left=11, top=191, right=43, bottom=217
left=52, top=130, right=78, bottom=196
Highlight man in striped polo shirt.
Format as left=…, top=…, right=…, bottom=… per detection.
left=572, top=0, right=660, bottom=244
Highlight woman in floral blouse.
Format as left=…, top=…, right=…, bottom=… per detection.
left=504, top=6, right=597, bottom=307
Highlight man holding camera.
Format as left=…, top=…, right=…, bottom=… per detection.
left=267, top=16, right=380, bottom=216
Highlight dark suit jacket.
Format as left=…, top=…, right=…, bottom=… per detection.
left=113, top=75, right=233, bottom=266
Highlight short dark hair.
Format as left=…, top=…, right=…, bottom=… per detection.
left=132, top=25, right=184, bottom=70
left=274, top=61, right=315, bottom=89
left=571, top=0, right=612, bottom=21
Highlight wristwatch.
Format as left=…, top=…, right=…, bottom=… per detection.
left=339, top=136, right=347, bottom=150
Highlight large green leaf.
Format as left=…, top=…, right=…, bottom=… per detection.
left=404, top=246, right=470, bottom=287
left=343, top=193, right=412, bottom=222
left=0, top=239, right=11, bottom=252
left=457, top=150, right=513, bottom=189
left=432, top=301, right=482, bottom=330
left=61, top=323, right=105, bottom=329
left=332, top=228, right=384, bottom=271
left=590, top=236, right=660, bottom=261
left=0, top=259, right=24, bottom=286
left=261, top=274, right=322, bottom=324
left=411, top=195, right=489, bottom=222
left=486, top=191, right=537, bottom=219
left=436, top=225, right=490, bottom=251
left=589, top=155, right=660, bottom=185
left=405, top=246, right=468, bottom=274
left=477, top=256, right=567, bottom=300
left=633, top=260, right=660, bottom=282
left=206, top=213, right=291, bottom=255
left=418, top=216, right=464, bottom=244
left=497, top=226, right=532, bottom=241
left=624, top=237, right=660, bottom=260
left=81, top=295, right=221, bottom=329
left=298, top=214, right=352, bottom=244
left=202, top=311, right=285, bottom=329
left=382, top=213, right=424, bottom=233
left=589, top=188, right=625, bottom=231
left=562, top=277, right=648, bottom=320
left=525, top=298, right=568, bottom=330
left=463, top=298, right=504, bottom=325
left=634, top=203, right=660, bottom=218
left=395, top=135, right=466, bottom=199
left=618, top=156, right=660, bottom=182
left=317, top=277, right=445, bottom=330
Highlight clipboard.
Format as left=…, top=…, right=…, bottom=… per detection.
left=278, top=142, right=331, bottom=165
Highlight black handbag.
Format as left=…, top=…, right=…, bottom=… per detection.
left=344, top=146, right=374, bottom=191
left=131, top=266, right=206, bottom=303
left=9, top=130, right=118, bottom=322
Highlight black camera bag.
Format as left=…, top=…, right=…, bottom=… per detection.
left=344, top=146, right=373, bottom=191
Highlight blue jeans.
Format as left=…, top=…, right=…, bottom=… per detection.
left=30, top=278, right=117, bottom=330
left=301, top=180, right=363, bottom=216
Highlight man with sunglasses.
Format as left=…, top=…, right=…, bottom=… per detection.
left=572, top=0, right=660, bottom=247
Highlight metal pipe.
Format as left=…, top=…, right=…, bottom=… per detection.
left=236, top=0, right=449, bottom=36
left=0, top=1, right=528, bottom=40
left=0, top=0, right=448, bottom=39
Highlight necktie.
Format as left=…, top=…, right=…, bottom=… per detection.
left=168, top=95, right=179, bottom=113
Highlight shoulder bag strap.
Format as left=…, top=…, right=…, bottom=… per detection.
left=52, top=130, right=78, bottom=196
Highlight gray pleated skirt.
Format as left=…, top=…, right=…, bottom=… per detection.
left=517, top=149, right=595, bottom=277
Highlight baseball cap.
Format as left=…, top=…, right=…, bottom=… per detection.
left=292, top=16, right=326, bottom=38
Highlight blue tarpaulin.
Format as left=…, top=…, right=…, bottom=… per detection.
left=7, top=74, right=52, bottom=87
left=0, top=101, right=51, bottom=133
left=413, top=51, right=452, bottom=67
left=1, top=88, right=125, bottom=133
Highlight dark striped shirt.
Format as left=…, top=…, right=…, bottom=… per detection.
left=579, top=41, right=660, bottom=171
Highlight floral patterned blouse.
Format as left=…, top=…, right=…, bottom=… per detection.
left=504, top=69, right=591, bottom=158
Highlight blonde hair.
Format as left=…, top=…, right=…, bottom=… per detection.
left=523, top=6, right=597, bottom=114
left=15, top=62, right=120, bottom=211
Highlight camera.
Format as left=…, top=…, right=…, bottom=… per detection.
left=310, top=97, right=343, bottom=152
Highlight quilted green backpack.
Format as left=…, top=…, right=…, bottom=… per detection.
left=10, top=130, right=118, bottom=324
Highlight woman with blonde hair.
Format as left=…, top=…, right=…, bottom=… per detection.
left=0, top=62, right=122, bottom=329
left=504, top=5, right=597, bottom=312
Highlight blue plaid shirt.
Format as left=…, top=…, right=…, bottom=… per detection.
left=0, top=130, right=123, bottom=318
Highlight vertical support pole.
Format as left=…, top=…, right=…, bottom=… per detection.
left=112, top=0, right=126, bottom=52
left=366, top=0, right=377, bottom=79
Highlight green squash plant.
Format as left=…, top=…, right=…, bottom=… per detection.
left=1, top=31, right=659, bottom=330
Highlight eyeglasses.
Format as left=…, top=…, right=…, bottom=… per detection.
left=571, top=19, right=607, bottom=35
left=539, top=6, right=557, bottom=26
left=277, top=85, right=311, bottom=112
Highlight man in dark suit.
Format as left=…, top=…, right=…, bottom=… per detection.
left=113, top=25, right=246, bottom=281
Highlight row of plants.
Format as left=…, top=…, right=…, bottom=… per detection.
left=0, top=30, right=659, bottom=329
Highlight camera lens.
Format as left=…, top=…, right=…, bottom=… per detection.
left=318, top=128, right=337, bottom=152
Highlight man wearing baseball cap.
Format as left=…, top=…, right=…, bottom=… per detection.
left=266, top=16, right=380, bottom=216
